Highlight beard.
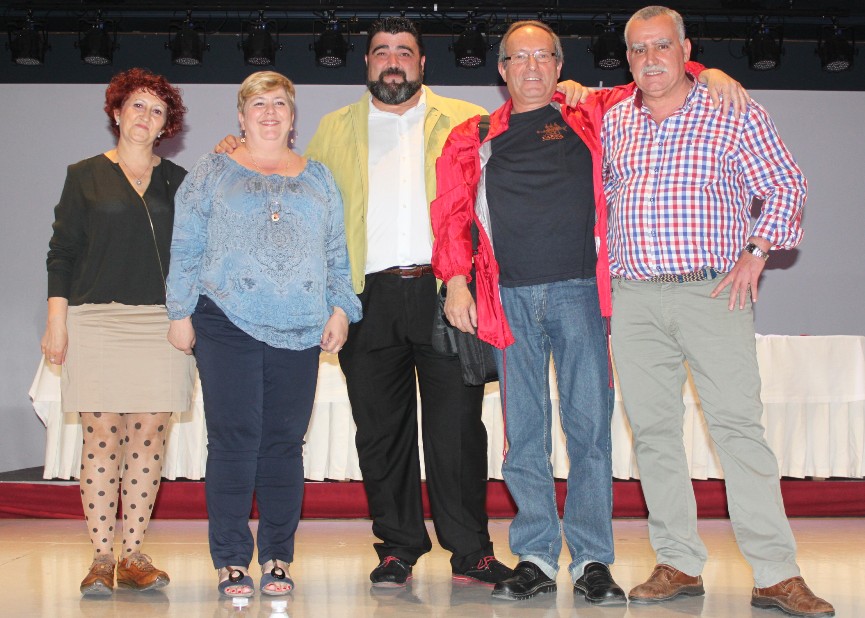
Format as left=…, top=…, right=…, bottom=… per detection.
left=367, top=67, right=423, bottom=105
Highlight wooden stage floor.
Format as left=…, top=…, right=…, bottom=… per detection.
left=1, top=517, right=861, bottom=617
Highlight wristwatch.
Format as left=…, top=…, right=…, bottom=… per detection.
left=742, top=242, right=770, bottom=261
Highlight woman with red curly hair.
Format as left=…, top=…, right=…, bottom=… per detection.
left=42, top=68, right=195, bottom=596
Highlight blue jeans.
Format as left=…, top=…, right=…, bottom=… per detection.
left=495, top=278, right=614, bottom=580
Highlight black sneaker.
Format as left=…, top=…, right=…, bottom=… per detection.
left=491, top=560, right=557, bottom=601
left=452, top=556, right=513, bottom=586
left=574, top=562, right=626, bottom=605
left=370, top=556, right=413, bottom=588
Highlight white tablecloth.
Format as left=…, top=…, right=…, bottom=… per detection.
left=30, top=335, right=865, bottom=481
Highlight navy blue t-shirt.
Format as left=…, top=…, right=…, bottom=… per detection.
left=486, top=105, right=596, bottom=287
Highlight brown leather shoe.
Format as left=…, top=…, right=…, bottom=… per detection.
left=751, top=576, right=834, bottom=616
left=80, top=558, right=115, bottom=596
left=116, top=553, right=170, bottom=591
left=628, top=564, right=705, bottom=603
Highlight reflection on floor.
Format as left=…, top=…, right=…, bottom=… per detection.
left=0, top=518, right=860, bottom=617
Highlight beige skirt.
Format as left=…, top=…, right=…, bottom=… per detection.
left=61, top=303, right=196, bottom=413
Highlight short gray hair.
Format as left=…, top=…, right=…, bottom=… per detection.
left=624, top=6, right=686, bottom=47
left=498, top=20, right=564, bottom=66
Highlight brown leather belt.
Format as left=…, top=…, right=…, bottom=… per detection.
left=376, top=264, right=434, bottom=278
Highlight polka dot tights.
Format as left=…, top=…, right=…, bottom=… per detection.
left=79, top=411, right=170, bottom=559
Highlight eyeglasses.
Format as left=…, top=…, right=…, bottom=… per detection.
left=502, top=50, right=558, bottom=65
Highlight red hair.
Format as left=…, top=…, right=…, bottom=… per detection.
left=104, top=68, right=186, bottom=141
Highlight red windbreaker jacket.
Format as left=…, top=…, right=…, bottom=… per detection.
left=430, top=86, right=633, bottom=349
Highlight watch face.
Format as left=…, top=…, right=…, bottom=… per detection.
left=746, top=243, right=769, bottom=260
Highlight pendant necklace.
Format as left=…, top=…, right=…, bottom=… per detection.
left=248, top=149, right=290, bottom=222
left=116, top=153, right=153, bottom=186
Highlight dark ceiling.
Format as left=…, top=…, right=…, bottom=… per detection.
left=3, top=1, right=865, bottom=40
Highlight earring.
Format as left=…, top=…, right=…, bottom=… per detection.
left=157, top=131, right=163, bottom=138
left=239, top=129, right=246, bottom=144
left=289, top=128, right=296, bottom=146
left=115, top=119, right=120, bottom=126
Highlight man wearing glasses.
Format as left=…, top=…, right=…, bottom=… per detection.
left=431, top=19, right=745, bottom=603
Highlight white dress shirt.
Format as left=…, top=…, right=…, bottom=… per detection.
left=365, top=90, right=431, bottom=274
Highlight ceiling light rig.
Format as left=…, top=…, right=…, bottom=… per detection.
left=589, top=14, right=626, bottom=70
left=241, top=10, right=281, bottom=66
left=745, top=16, right=783, bottom=71
left=311, top=12, right=352, bottom=68
left=450, top=13, right=490, bottom=68
left=76, top=11, right=116, bottom=65
left=6, top=10, right=49, bottom=65
left=817, top=19, right=855, bottom=72
left=167, top=10, right=209, bottom=66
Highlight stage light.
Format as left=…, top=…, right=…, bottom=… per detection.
left=76, top=13, right=116, bottom=65
left=6, top=11, right=48, bottom=66
left=241, top=11, right=279, bottom=66
left=167, top=11, right=208, bottom=66
left=451, top=21, right=488, bottom=68
left=589, top=16, right=626, bottom=70
left=312, top=14, right=350, bottom=68
left=817, top=21, right=855, bottom=72
left=745, top=18, right=783, bottom=71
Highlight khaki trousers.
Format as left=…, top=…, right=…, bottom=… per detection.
left=611, top=277, right=799, bottom=587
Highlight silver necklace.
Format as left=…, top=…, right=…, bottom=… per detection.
left=247, top=150, right=290, bottom=222
left=116, top=153, right=153, bottom=186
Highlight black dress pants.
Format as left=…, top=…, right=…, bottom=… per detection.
left=338, top=271, right=492, bottom=571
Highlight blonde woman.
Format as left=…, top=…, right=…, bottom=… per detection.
left=166, top=71, right=361, bottom=597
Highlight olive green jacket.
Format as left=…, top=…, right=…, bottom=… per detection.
left=305, top=86, right=486, bottom=293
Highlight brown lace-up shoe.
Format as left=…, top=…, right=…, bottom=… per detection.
left=751, top=576, right=834, bottom=616
left=80, top=557, right=115, bottom=596
left=628, top=564, right=705, bottom=603
left=116, top=553, right=170, bottom=591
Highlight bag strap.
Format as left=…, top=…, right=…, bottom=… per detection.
left=478, top=114, right=491, bottom=143
left=470, top=115, right=491, bottom=255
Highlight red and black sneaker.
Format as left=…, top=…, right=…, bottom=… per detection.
left=453, top=556, right=514, bottom=586
left=370, top=556, right=413, bottom=588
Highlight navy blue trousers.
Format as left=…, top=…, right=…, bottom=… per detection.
left=192, top=296, right=319, bottom=568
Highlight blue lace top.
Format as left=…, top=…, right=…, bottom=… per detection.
left=166, top=153, right=361, bottom=349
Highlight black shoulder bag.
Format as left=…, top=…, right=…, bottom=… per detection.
left=431, top=116, right=498, bottom=386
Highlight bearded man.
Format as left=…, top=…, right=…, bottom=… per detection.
left=303, top=16, right=510, bottom=587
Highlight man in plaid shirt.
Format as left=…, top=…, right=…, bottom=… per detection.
left=603, top=6, right=832, bottom=617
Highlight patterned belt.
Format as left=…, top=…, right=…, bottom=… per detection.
left=648, top=267, right=723, bottom=283
left=376, top=264, right=434, bottom=278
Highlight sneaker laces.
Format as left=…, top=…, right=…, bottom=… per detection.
left=124, top=553, right=156, bottom=571
left=380, top=556, right=405, bottom=569
left=90, top=559, right=115, bottom=575
left=476, top=556, right=497, bottom=571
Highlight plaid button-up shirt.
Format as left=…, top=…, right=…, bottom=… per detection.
left=602, top=80, right=805, bottom=280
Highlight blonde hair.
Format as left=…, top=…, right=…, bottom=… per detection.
left=237, top=71, right=296, bottom=115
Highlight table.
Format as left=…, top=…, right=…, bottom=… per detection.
left=30, top=335, right=865, bottom=481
